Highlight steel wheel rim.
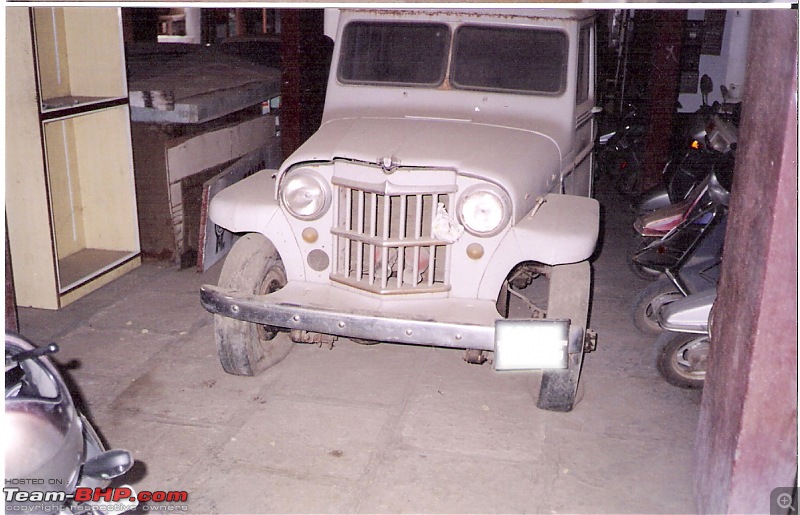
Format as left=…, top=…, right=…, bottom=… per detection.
left=645, top=292, right=682, bottom=328
left=672, top=336, right=710, bottom=380
left=256, top=267, right=286, bottom=342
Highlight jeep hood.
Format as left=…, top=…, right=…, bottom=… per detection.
left=283, top=117, right=562, bottom=212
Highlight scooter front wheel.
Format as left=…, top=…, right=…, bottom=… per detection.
left=628, top=235, right=661, bottom=281
left=655, top=331, right=709, bottom=389
left=631, top=279, right=682, bottom=336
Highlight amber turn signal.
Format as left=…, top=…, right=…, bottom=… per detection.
left=301, top=227, right=318, bottom=243
left=466, top=243, right=484, bottom=260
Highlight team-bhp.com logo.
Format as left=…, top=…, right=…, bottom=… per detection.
left=4, top=485, right=188, bottom=512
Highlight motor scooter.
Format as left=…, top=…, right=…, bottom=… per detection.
left=628, top=164, right=733, bottom=281
left=653, top=288, right=716, bottom=389
left=629, top=171, right=729, bottom=335
left=5, top=331, right=138, bottom=515
left=635, top=102, right=739, bottom=215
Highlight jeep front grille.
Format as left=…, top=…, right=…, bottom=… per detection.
left=330, top=178, right=454, bottom=294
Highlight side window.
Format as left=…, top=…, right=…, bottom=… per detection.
left=576, top=25, right=591, bottom=105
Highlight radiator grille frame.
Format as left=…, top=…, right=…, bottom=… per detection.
left=330, top=177, right=456, bottom=295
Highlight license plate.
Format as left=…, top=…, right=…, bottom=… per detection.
left=494, top=319, right=569, bottom=370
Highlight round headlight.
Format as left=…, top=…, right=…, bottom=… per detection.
left=280, top=170, right=331, bottom=220
left=457, top=185, right=512, bottom=237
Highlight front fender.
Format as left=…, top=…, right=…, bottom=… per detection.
left=209, top=169, right=280, bottom=233
left=478, top=193, right=599, bottom=299
left=209, top=169, right=305, bottom=281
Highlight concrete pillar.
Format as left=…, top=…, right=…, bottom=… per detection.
left=280, top=9, right=302, bottom=161
left=694, top=10, right=797, bottom=513
left=722, top=10, right=751, bottom=102
left=280, top=10, right=328, bottom=161
left=639, top=10, right=685, bottom=191
left=6, top=222, right=19, bottom=332
left=183, top=8, right=201, bottom=45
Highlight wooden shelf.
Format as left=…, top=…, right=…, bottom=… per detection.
left=42, top=106, right=140, bottom=294
left=41, top=95, right=113, bottom=111
left=57, top=249, right=138, bottom=293
left=32, top=7, right=128, bottom=114
left=7, top=7, right=140, bottom=309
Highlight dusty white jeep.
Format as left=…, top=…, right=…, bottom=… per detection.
left=201, top=8, right=599, bottom=411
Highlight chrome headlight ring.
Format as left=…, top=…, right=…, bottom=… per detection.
left=279, top=169, right=332, bottom=221
left=457, top=183, right=512, bottom=237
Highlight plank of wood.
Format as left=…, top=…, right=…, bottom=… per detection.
left=129, top=79, right=279, bottom=124
left=127, top=46, right=281, bottom=124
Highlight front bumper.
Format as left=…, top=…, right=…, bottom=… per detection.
left=200, top=281, right=586, bottom=370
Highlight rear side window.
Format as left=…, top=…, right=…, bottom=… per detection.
left=576, top=25, right=591, bottom=104
left=338, top=22, right=450, bottom=86
left=452, top=26, right=568, bottom=94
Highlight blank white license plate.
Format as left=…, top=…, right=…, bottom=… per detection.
left=494, top=319, right=569, bottom=370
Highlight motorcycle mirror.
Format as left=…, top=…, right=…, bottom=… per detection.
left=9, top=343, right=59, bottom=364
left=83, top=449, right=135, bottom=480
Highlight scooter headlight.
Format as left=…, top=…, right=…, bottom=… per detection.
left=280, top=169, right=331, bottom=220
left=457, top=184, right=512, bottom=237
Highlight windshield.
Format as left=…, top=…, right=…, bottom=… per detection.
left=452, top=26, right=567, bottom=94
left=338, top=22, right=450, bottom=86
left=338, top=21, right=568, bottom=95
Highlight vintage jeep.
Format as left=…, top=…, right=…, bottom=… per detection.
left=201, top=8, right=599, bottom=411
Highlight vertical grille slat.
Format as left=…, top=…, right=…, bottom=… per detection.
left=428, top=244, right=436, bottom=286
left=343, top=188, right=352, bottom=278
left=380, top=195, right=391, bottom=289
left=369, top=192, right=377, bottom=285
left=331, top=182, right=452, bottom=295
left=356, top=190, right=365, bottom=280
left=412, top=194, right=422, bottom=286
left=415, top=194, right=423, bottom=239
left=396, top=195, right=408, bottom=288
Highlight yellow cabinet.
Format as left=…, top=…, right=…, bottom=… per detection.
left=6, top=7, right=140, bottom=309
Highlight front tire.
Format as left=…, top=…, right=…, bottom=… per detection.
left=537, top=261, right=591, bottom=412
left=627, top=235, right=661, bottom=281
left=214, top=234, right=293, bottom=376
left=631, top=279, right=682, bottom=336
left=654, top=331, right=709, bottom=388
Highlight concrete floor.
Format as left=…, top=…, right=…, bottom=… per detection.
left=17, top=179, right=702, bottom=514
